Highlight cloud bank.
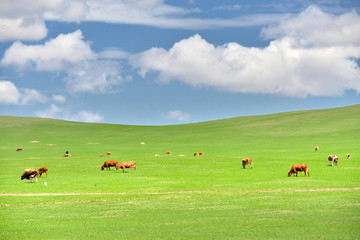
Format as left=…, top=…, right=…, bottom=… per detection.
left=131, top=6, right=360, bottom=97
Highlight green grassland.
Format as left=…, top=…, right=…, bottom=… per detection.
left=0, top=105, right=359, bottom=239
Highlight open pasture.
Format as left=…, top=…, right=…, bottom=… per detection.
left=0, top=105, right=359, bottom=239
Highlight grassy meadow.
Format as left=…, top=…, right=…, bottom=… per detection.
left=0, top=105, right=359, bottom=239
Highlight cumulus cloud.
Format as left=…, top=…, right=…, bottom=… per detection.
left=131, top=7, right=360, bottom=97
left=261, top=5, right=360, bottom=47
left=1, top=30, right=95, bottom=71
left=166, top=110, right=191, bottom=122
left=35, top=104, right=103, bottom=122
left=0, top=81, right=47, bottom=105
left=1, top=30, right=124, bottom=94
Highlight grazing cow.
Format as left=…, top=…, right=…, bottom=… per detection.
left=347, top=154, right=351, bottom=159
left=242, top=158, right=253, bottom=169
left=100, top=154, right=104, bottom=157
left=37, top=167, right=48, bottom=178
left=116, top=161, right=136, bottom=173
left=16, top=147, right=23, bottom=152
left=101, top=160, right=118, bottom=170
left=328, top=155, right=338, bottom=166
left=288, top=164, right=309, bottom=177
left=315, top=146, right=319, bottom=151
left=194, top=152, right=199, bottom=156
left=199, top=152, right=204, bottom=156
left=64, top=153, right=71, bottom=157
left=165, top=151, right=171, bottom=156
left=21, top=169, right=38, bottom=183
left=106, top=152, right=112, bottom=156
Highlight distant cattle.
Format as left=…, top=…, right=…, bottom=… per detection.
left=199, top=152, right=204, bottom=156
left=194, top=152, right=199, bottom=156
left=101, top=160, right=118, bottom=170
left=288, top=164, right=309, bottom=177
left=347, top=154, right=351, bottom=159
left=328, top=155, right=338, bottom=166
left=37, top=167, right=48, bottom=178
left=116, top=161, right=136, bottom=173
left=16, top=147, right=23, bottom=152
left=64, top=153, right=71, bottom=157
left=165, top=151, right=171, bottom=156
left=106, top=152, right=112, bottom=156
left=315, top=146, right=319, bottom=151
left=100, top=154, right=104, bottom=157
left=242, top=158, right=253, bottom=169
left=21, top=169, right=38, bottom=183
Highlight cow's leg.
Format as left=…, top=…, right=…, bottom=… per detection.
left=134, top=165, right=136, bottom=172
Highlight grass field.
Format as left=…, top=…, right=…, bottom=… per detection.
left=0, top=105, right=359, bottom=239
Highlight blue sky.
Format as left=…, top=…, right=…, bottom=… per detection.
left=0, top=0, right=359, bottom=125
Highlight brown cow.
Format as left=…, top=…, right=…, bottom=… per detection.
left=16, top=147, right=23, bottom=152
left=21, top=169, right=38, bottom=182
left=37, top=167, right=48, bottom=178
left=347, top=154, right=351, bottom=159
left=116, top=161, right=136, bottom=173
left=242, top=158, right=253, bottom=169
left=64, top=153, right=71, bottom=157
left=194, top=152, right=199, bottom=156
left=199, top=152, right=204, bottom=156
left=165, top=151, right=171, bottom=156
left=101, top=160, right=118, bottom=170
left=328, top=155, right=338, bottom=166
left=106, top=152, right=112, bottom=156
left=100, top=154, right=104, bottom=157
left=288, top=164, right=309, bottom=177
left=315, top=146, right=319, bottom=151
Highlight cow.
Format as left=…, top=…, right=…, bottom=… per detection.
left=21, top=169, right=38, bottom=183
left=64, top=153, right=71, bottom=157
left=288, top=164, right=309, bottom=177
left=328, top=155, right=338, bottom=166
left=315, top=146, right=319, bottom=151
left=347, top=154, right=351, bottom=159
left=199, top=152, right=204, bottom=156
left=242, top=158, right=253, bottom=169
left=16, top=147, right=23, bottom=152
left=100, top=154, right=104, bottom=157
left=106, top=152, right=112, bottom=156
left=116, top=161, right=136, bottom=173
left=165, top=151, right=171, bottom=156
left=194, top=152, right=199, bottom=156
left=37, top=167, right=48, bottom=178
left=101, top=160, right=118, bottom=170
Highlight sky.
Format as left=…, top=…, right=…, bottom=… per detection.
left=0, top=0, right=359, bottom=125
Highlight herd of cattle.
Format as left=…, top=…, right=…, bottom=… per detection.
left=18, top=146, right=352, bottom=183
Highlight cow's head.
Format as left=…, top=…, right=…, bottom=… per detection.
left=288, top=171, right=292, bottom=177
left=101, top=166, right=104, bottom=170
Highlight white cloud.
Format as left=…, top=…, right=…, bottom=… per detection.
left=66, top=110, right=103, bottom=123
left=0, top=81, right=47, bottom=105
left=261, top=5, right=360, bottom=47
left=0, top=0, right=286, bottom=42
left=166, top=110, right=191, bottom=122
left=1, top=30, right=124, bottom=94
left=1, top=30, right=95, bottom=71
left=35, top=104, right=62, bottom=118
left=131, top=7, right=360, bottom=97
left=35, top=104, right=103, bottom=122
left=64, top=60, right=124, bottom=93
left=0, top=81, right=21, bottom=104
left=52, top=94, right=66, bottom=103
left=0, top=16, right=48, bottom=42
